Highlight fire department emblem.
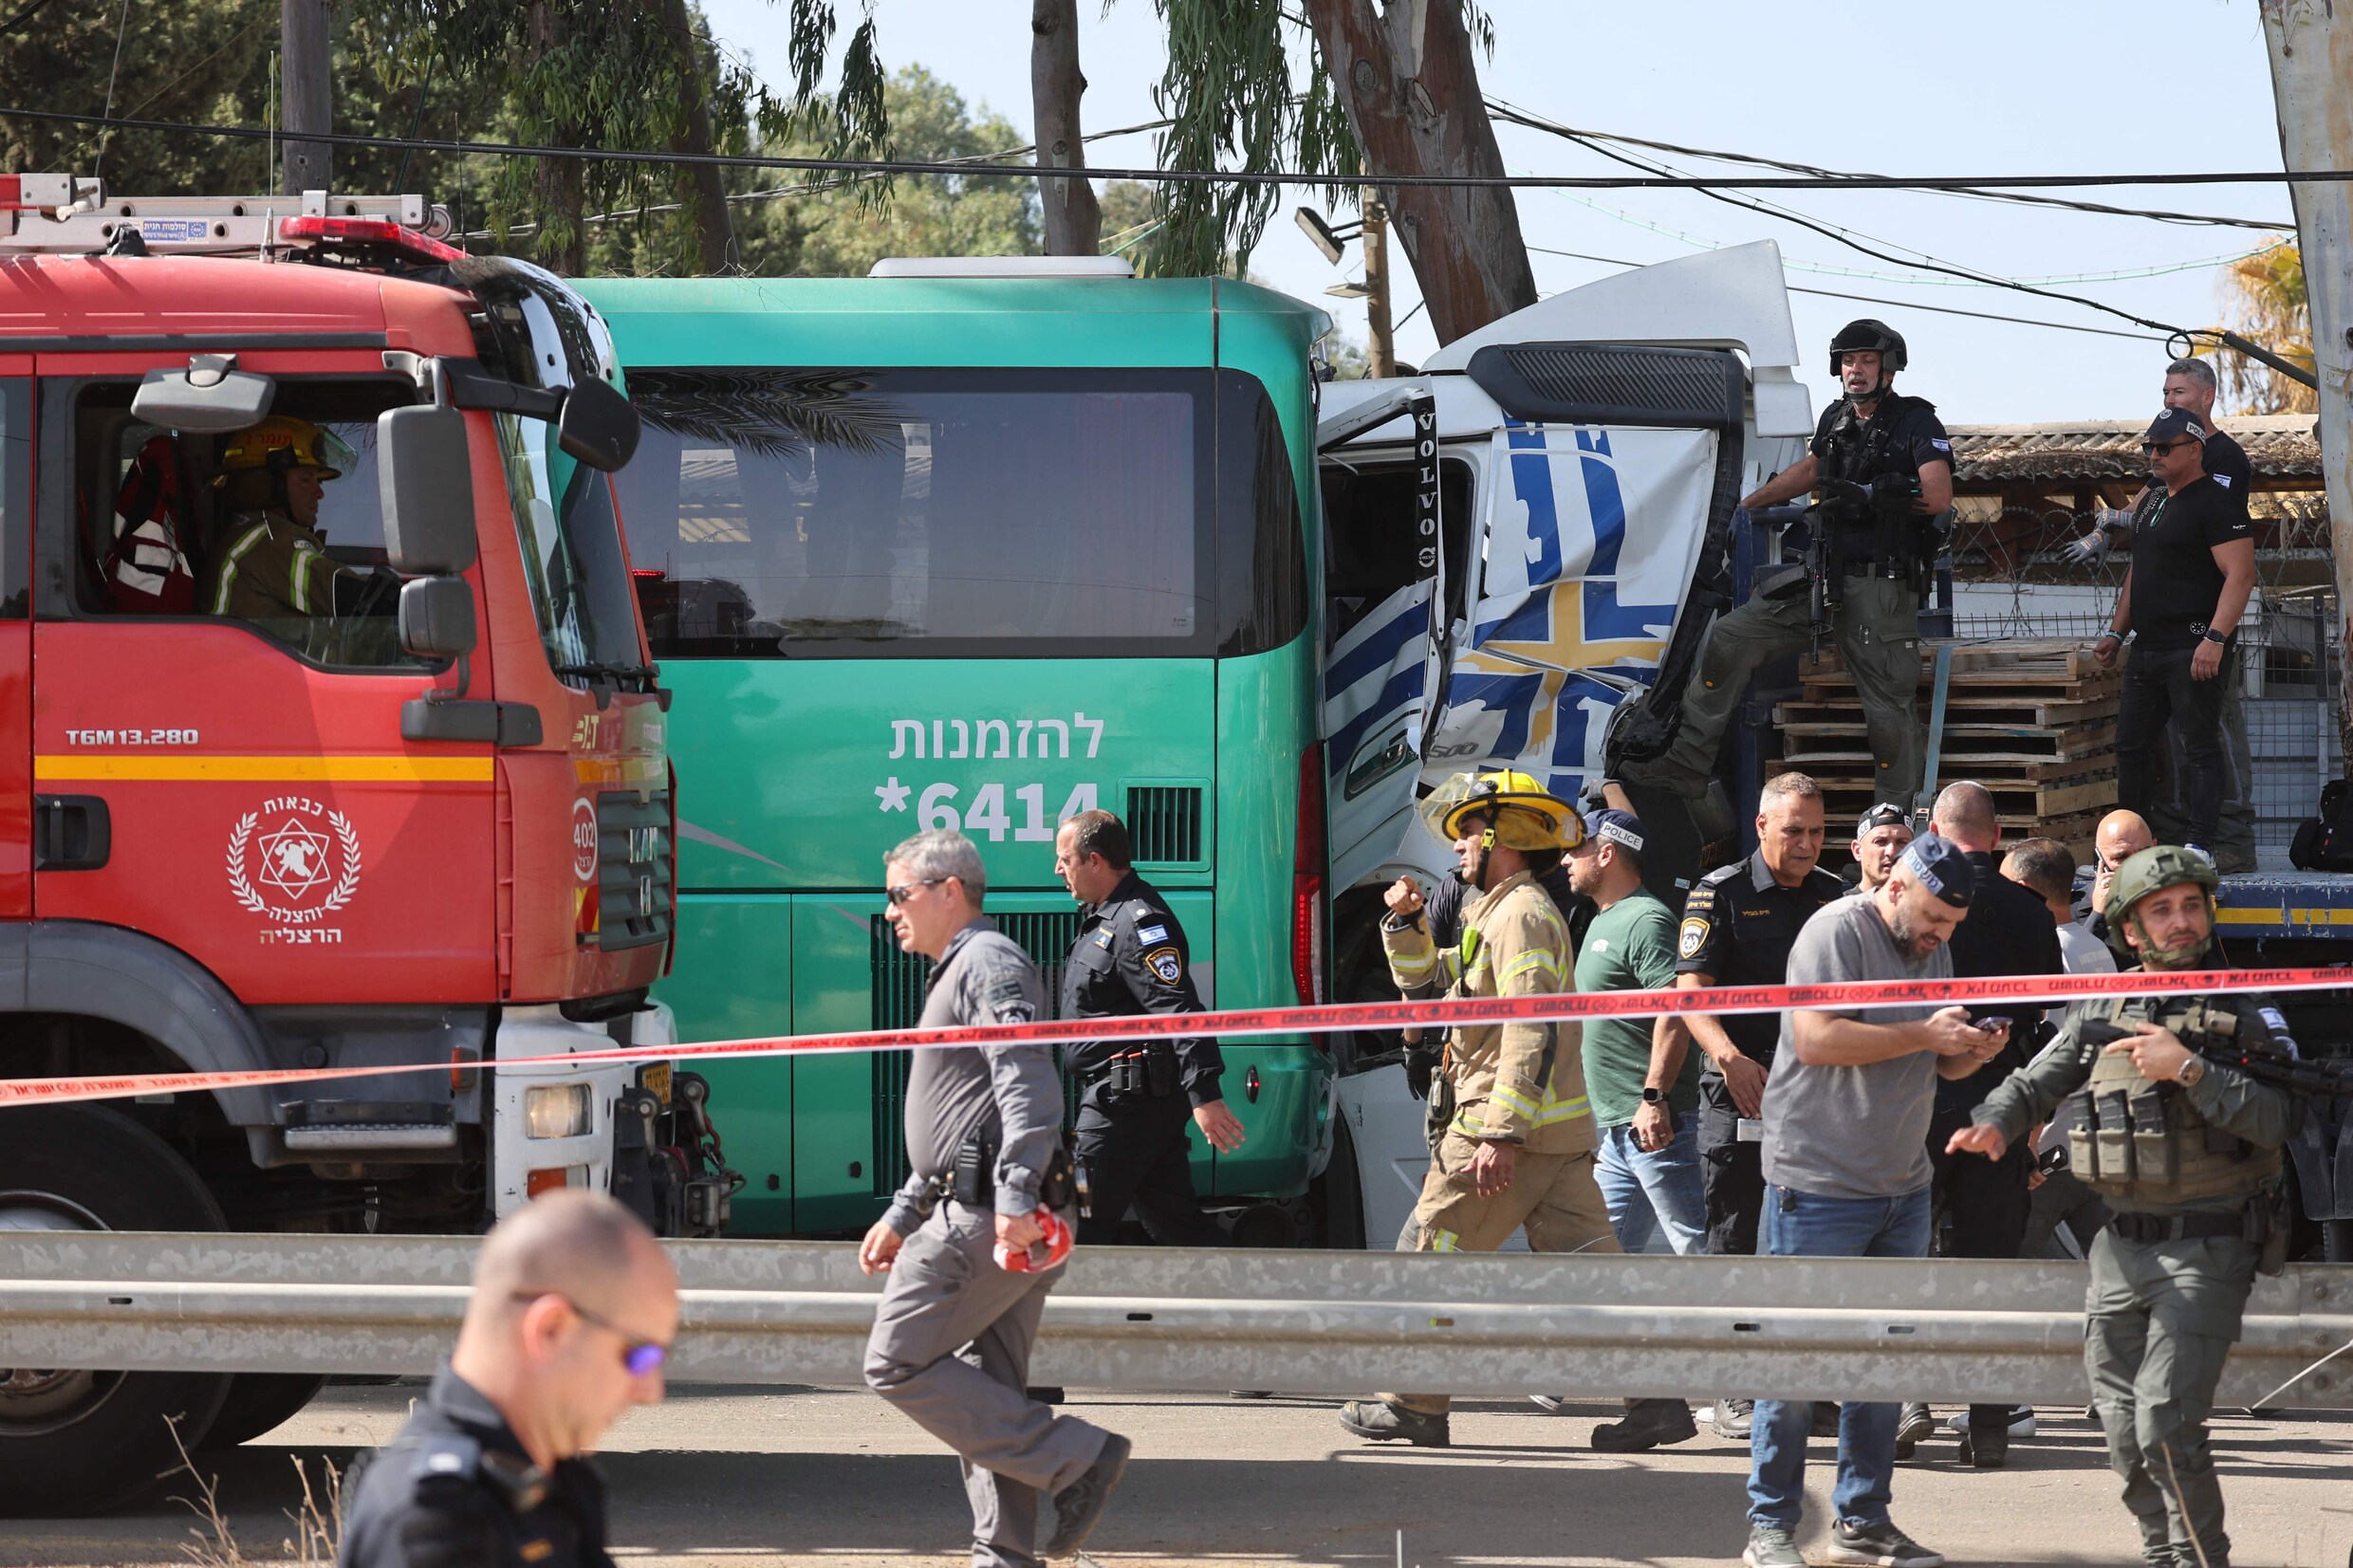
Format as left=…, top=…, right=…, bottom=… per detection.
left=227, top=797, right=362, bottom=923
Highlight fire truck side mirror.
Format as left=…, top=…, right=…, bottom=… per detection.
left=398, top=576, right=476, bottom=660
left=131, top=362, right=275, bottom=433
left=377, top=404, right=479, bottom=576
left=556, top=375, right=640, bottom=473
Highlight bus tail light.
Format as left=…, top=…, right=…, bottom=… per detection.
left=1292, top=745, right=1326, bottom=1005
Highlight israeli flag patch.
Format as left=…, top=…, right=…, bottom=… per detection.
left=1137, top=923, right=1168, bottom=944
left=2214, top=473, right=2233, bottom=488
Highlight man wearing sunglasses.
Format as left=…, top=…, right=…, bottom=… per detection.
left=2095, top=410, right=2256, bottom=856
left=340, top=1190, right=677, bottom=1568
left=861, top=828, right=1131, bottom=1567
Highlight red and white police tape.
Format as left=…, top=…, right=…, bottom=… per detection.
left=1, top=964, right=2347, bottom=1111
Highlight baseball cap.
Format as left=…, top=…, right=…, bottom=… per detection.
left=1899, top=832, right=1976, bottom=907
left=1587, top=808, right=1646, bottom=855
left=2144, top=407, right=2208, bottom=445
left=1856, top=802, right=1909, bottom=834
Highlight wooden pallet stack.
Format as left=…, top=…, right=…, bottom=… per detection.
left=1769, top=638, right=2118, bottom=863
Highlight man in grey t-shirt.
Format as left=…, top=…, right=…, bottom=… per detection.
left=1739, top=836, right=2008, bottom=1568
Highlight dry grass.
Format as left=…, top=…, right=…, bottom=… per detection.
left=162, top=1413, right=343, bottom=1567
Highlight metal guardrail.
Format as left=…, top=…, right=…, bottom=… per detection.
left=3, top=1234, right=2350, bottom=1407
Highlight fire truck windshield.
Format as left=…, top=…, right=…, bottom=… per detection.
left=496, top=411, right=645, bottom=681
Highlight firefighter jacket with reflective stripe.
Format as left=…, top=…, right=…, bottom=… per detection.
left=1381, top=871, right=1594, bottom=1153
left=203, top=509, right=352, bottom=622
left=1973, top=987, right=2293, bottom=1217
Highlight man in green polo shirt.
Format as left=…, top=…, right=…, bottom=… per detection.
left=1568, top=807, right=1703, bottom=1452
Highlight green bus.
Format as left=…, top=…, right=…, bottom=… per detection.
left=583, top=262, right=1338, bottom=1240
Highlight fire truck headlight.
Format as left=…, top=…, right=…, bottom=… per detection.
left=523, top=1083, right=594, bottom=1140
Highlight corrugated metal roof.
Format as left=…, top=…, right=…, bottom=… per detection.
left=1946, top=415, right=2320, bottom=484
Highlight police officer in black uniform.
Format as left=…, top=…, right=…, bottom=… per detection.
left=1055, top=808, right=1245, bottom=1245
left=1623, top=320, right=1955, bottom=813
left=1658, top=773, right=1844, bottom=1440
left=340, top=1191, right=676, bottom=1568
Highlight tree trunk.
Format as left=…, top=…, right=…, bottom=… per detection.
left=279, top=0, right=333, bottom=196
left=1031, top=0, right=1101, bottom=256
left=654, top=0, right=737, bottom=273
left=1303, top=0, right=1535, bottom=344
left=526, top=1, right=586, bottom=275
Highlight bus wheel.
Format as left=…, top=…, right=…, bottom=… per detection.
left=0, top=1106, right=232, bottom=1516
left=198, top=1374, right=330, bottom=1450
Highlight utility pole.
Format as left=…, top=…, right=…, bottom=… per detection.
left=2259, top=2, right=2353, bottom=760
left=1362, top=184, right=1395, bottom=378
left=280, top=0, right=333, bottom=197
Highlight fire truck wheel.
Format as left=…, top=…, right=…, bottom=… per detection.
left=0, top=1105, right=233, bottom=1516
left=198, top=1374, right=331, bottom=1450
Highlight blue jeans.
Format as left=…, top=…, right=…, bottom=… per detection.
left=1747, top=1182, right=1933, bottom=1531
left=1595, top=1121, right=1708, bottom=1255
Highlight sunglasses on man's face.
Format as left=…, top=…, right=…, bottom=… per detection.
left=515, top=1292, right=669, bottom=1376
left=2141, top=439, right=2194, bottom=456
left=884, top=877, right=946, bottom=907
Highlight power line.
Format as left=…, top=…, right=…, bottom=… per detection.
left=4, top=102, right=2350, bottom=195
left=1526, top=244, right=2169, bottom=343
left=1487, top=99, right=2294, bottom=231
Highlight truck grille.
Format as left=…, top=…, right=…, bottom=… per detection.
left=594, top=791, right=674, bottom=951
left=1126, top=784, right=1205, bottom=864
left=868, top=909, right=1083, bottom=1196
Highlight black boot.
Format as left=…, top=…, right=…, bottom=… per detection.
left=1591, top=1398, right=1697, bottom=1452
left=1339, top=1398, right=1451, bottom=1448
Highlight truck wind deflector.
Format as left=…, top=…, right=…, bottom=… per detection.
left=1464, top=342, right=1744, bottom=434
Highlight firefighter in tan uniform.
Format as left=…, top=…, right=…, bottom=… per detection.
left=1338, top=769, right=1621, bottom=1448
left=202, top=416, right=395, bottom=661
left=1950, top=846, right=2294, bottom=1568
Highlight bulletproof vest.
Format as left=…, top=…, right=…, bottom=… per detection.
left=1817, top=394, right=1931, bottom=487
left=2066, top=998, right=2281, bottom=1204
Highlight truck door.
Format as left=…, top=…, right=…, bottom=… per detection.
left=29, top=357, right=497, bottom=1002
left=1317, top=388, right=1455, bottom=892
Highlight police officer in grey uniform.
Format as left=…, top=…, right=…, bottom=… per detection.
left=339, top=1191, right=677, bottom=1568
left=1623, top=320, right=1953, bottom=811
left=1055, top=808, right=1245, bottom=1246
left=860, top=828, right=1131, bottom=1568
left=1950, top=846, right=2294, bottom=1568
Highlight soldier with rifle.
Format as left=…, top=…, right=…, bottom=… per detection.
left=1621, top=320, right=1954, bottom=815
left=1948, top=846, right=2303, bottom=1568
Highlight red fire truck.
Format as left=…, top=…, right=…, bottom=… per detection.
left=0, top=177, right=724, bottom=1512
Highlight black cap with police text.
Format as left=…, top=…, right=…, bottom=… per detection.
left=1899, top=832, right=1975, bottom=908
left=2144, top=407, right=2209, bottom=445
left=1587, top=808, right=1646, bottom=857
left=1856, top=802, right=1908, bottom=835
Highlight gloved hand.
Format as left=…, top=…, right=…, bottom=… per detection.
left=1404, top=1042, right=1441, bottom=1101
left=2060, top=530, right=2109, bottom=568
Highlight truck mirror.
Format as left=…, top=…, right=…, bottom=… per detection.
left=377, top=403, right=479, bottom=575
left=557, top=375, right=640, bottom=472
left=398, top=575, right=476, bottom=660
left=130, top=360, right=275, bottom=433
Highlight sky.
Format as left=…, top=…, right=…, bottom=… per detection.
left=697, top=0, right=2296, bottom=426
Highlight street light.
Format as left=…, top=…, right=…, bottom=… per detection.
left=1294, top=206, right=1361, bottom=267
left=1296, top=200, right=1394, bottom=378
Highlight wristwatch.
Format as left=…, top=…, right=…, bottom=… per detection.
left=2177, top=1055, right=2207, bottom=1088
left=1640, top=1086, right=1668, bottom=1105
left=2201, top=627, right=2229, bottom=645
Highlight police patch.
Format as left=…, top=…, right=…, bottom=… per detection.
left=1094, top=929, right=1114, bottom=949
left=1143, top=946, right=1183, bottom=985
left=1677, top=918, right=1710, bottom=959
left=983, top=976, right=1035, bottom=1025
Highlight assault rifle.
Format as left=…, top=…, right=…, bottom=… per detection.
left=2079, top=1003, right=2353, bottom=1100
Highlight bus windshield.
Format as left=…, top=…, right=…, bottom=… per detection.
left=614, top=368, right=1214, bottom=658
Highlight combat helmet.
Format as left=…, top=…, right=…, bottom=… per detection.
left=2103, top=844, right=2220, bottom=966
left=1828, top=318, right=1908, bottom=378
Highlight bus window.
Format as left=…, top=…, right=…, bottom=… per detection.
left=1319, top=457, right=1474, bottom=645
left=616, top=368, right=1215, bottom=658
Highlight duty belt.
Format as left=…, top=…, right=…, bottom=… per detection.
left=2107, top=1209, right=2247, bottom=1244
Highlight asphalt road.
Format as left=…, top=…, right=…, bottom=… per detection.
left=10, top=1383, right=2351, bottom=1567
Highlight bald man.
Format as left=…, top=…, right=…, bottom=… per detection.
left=340, top=1192, right=678, bottom=1568
left=2087, top=811, right=2155, bottom=946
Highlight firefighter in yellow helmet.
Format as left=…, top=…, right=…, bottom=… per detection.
left=1338, top=769, right=1625, bottom=1448
left=200, top=416, right=380, bottom=657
